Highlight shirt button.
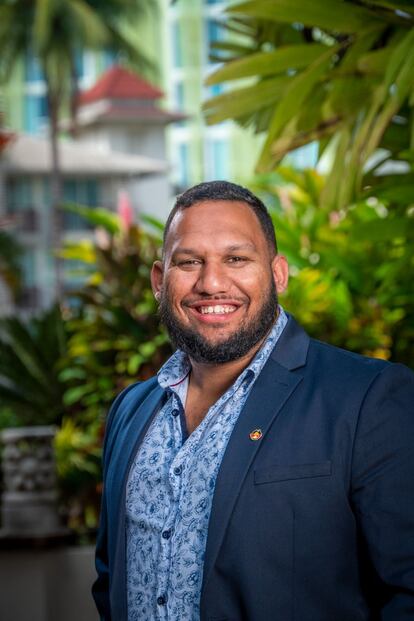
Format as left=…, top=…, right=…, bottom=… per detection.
left=173, top=465, right=182, bottom=476
left=157, top=595, right=167, bottom=606
left=171, top=408, right=179, bottom=417
left=162, top=529, right=171, bottom=539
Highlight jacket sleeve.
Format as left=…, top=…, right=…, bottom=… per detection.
left=351, top=363, right=414, bottom=620
left=91, top=384, right=139, bottom=620
left=92, top=486, right=111, bottom=620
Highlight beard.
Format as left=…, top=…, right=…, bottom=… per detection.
left=159, top=277, right=279, bottom=364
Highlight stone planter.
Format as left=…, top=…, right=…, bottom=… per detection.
left=0, top=426, right=67, bottom=538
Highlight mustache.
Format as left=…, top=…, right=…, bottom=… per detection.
left=180, top=294, right=248, bottom=306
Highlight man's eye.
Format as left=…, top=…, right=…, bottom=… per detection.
left=178, top=259, right=201, bottom=267
left=228, top=256, right=247, bottom=263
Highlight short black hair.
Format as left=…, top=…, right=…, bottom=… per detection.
left=163, top=180, right=277, bottom=255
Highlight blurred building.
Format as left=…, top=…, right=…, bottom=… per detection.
left=1, top=133, right=167, bottom=311
left=1, top=1, right=263, bottom=196
left=0, top=0, right=314, bottom=313
left=72, top=65, right=183, bottom=220
left=162, top=0, right=263, bottom=191
left=0, top=64, right=181, bottom=312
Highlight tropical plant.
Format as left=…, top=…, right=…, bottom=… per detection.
left=0, top=230, right=22, bottom=300
left=0, top=0, right=155, bottom=296
left=36, top=203, right=170, bottom=533
left=0, top=304, right=67, bottom=427
left=60, top=203, right=171, bottom=423
left=204, top=0, right=414, bottom=210
left=55, top=416, right=103, bottom=535
left=252, top=167, right=413, bottom=367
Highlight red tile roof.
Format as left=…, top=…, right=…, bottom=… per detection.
left=79, top=64, right=164, bottom=105
left=0, top=130, right=16, bottom=153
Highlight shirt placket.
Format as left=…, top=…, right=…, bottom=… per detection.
left=147, top=309, right=287, bottom=620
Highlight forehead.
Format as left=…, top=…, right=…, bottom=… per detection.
left=165, top=200, right=267, bottom=254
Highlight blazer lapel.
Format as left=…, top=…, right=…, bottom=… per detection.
left=107, top=383, right=165, bottom=527
left=108, top=383, right=165, bottom=619
left=201, top=316, right=309, bottom=594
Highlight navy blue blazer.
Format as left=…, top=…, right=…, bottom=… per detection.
left=93, top=316, right=414, bottom=620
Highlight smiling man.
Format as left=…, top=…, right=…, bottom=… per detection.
left=93, top=181, right=414, bottom=621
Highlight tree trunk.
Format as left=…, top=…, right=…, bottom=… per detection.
left=69, top=55, right=79, bottom=138
left=0, top=156, right=6, bottom=221
left=47, top=84, right=63, bottom=301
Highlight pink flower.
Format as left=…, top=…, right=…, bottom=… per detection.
left=117, top=190, right=134, bottom=230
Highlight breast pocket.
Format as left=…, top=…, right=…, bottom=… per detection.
left=254, top=461, right=332, bottom=485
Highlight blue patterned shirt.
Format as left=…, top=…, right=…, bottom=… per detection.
left=126, top=308, right=288, bottom=620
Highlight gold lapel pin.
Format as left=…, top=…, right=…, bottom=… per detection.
left=249, top=428, right=263, bottom=441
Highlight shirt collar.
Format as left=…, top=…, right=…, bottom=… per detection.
left=157, top=306, right=288, bottom=391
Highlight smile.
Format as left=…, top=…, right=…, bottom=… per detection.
left=198, top=305, right=237, bottom=315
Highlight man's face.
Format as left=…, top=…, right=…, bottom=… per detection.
left=151, top=200, right=288, bottom=363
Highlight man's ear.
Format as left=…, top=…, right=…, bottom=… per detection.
left=151, top=260, right=164, bottom=301
left=272, top=254, right=289, bottom=294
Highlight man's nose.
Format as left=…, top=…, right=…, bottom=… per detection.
left=194, top=261, right=230, bottom=295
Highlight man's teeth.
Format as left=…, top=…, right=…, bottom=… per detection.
left=199, top=305, right=236, bottom=314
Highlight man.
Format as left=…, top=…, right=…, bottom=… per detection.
left=93, top=180, right=414, bottom=621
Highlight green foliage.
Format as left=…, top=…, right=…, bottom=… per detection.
left=55, top=206, right=171, bottom=530
left=0, top=0, right=157, bottom=297
left=60, top=205, right=172, bottom=423
left=253, top=167, right=413, bottom=366
left=204, top=0, right=414, bottom=209
left=0, top=230, right=22, bottom=300
left=54, top=417, right=102, bottom=533
left=0, top=0, right=154, bottom=88
left=0, top=206, right=171, bottom=533
left=0, top=305, right=67, bottom=427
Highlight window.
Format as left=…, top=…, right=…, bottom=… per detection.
left=172, top=81, right=186, bottom=126
left=206, top=18, right=225, bottom=65
left=171, top=21, right=183, bottom=68
left=25, top=52, right=43, bottom=83
left=19, top=250, right=36, bottom=287
left=6, top=178, right=33, bottom=213
left=174, top=142, right=190, bottom=191
left=206, top=139, right=229, bottom=180
left=173, top=81, right=185, bottom=110
left=62, top=179, right=100, bottom=231
left=24, top=95, right=48, bottom=134
left=103, top=49, right=117, bottom=69
left=75, top=49, right=85, bottom=78
left=207, top=18, right=222, bottom=45
left=205, top=19, right=226, bottom=96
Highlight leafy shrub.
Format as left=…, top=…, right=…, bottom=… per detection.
left=0, top=305, right=67, bottom=426
left=60, top=205, right=172, bottom=423
left=253, top=167, right=413, bottom=366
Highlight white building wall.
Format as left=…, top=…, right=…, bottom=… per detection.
left=131, top=174, right=173, bottom=223
left=75, top=124, right=172, bottom=221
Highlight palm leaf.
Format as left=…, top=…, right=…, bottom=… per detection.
left=257, top=45, right=338, bottom=171
left=206, top=43, right=328, bottom=84
left=228, top=0, right=385, bottom=33
left=204, top=75, right=291, bottom=124
left=63, top=203, right=121, bottom=234
left=69, top=0, right=111, bottom=47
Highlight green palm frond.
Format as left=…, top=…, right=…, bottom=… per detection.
left=204, top=0, right=414, bottom=209
left=0, top=305, right=67, bottom=425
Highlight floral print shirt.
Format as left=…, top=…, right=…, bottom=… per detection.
left=126, top=308, right=288, bottom=620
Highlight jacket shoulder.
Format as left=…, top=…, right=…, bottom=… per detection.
left=310, top=337, right=389, bottom=369
left=308, top=336, right=414, bottom=390
left=102, top=377, right=160, bottom=465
